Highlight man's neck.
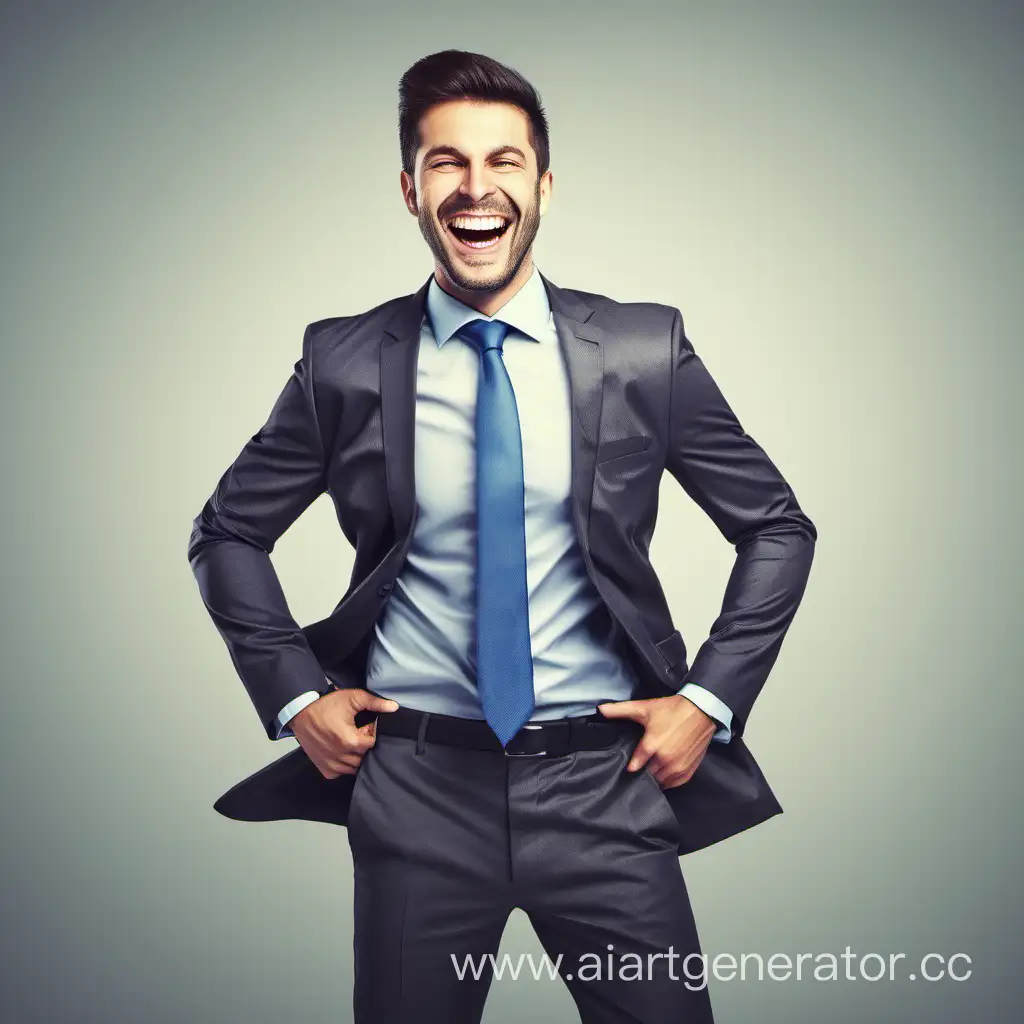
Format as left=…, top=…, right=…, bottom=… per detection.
left=434, top=257, right=535, bottom=318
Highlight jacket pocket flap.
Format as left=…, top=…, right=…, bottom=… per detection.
left=597, top=434, right=651, bottom=463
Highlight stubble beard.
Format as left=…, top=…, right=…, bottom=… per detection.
left=418, top=180, right=541, bottom=293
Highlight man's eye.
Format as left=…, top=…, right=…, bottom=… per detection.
left=431, top=159, right=519, bottom=169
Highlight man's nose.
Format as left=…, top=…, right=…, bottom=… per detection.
left=458, top=164, right=496, bottom=202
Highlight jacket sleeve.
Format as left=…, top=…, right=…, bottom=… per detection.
left=187, top=323, right=332, bottom=740
left=665, top=307, right=817, bottom=738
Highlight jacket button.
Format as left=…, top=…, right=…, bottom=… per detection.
left=377, top=581, right=394, bottom=597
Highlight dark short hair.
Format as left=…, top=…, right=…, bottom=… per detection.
left=398, top=50, right=550, bottom=178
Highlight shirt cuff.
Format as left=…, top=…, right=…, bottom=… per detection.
left=678, top=683, right=733, bottom=743
left=274, top=690, right=322, bottom=739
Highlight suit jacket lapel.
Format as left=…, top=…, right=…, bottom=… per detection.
left=540, top=271, right=605, bottom=547
left=380, top=276, right=431, bottom=542
left=379, top=270, right=605, bottom=550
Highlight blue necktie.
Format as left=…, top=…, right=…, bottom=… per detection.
left=459, top=317, right=535, bottom=746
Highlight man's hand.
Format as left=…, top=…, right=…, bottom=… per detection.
left=597, top=694, right=716, bottom=789
left=290, top=688, right=400, bottom=779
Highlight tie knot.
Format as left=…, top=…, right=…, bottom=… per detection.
left=460, top=317, right=512, bottom=355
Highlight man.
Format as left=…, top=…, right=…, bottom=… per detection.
left=188, top=49, right=817, bottom=1024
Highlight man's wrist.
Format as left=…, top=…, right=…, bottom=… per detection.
left=676, top=683, right=734, bottom=743
left=675, top=693, right=715, bottom=728
left=276, top=688, right=326, bottom=738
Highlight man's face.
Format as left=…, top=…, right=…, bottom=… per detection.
left=402, top=99, right=552, bottom=293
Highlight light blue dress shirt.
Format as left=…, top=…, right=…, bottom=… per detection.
left=276, top=265, right=733, bottom=742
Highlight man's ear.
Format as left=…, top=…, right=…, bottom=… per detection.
left=539, top=169, right=553, bottom=217
left=400, top=170, right=418, bottom=215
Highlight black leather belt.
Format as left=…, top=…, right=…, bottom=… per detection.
left=355, top=705, right=640, bottom=757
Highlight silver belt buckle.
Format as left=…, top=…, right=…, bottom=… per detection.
left=504, top=723, right=547, bottom=756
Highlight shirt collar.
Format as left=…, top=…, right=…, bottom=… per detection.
left=425, top=264, right=551, bottom=348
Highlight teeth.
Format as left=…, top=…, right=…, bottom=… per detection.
left=448, top=215, right=508, bottom=231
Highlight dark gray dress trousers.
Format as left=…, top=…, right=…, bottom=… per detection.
left=346, top=716, right=715, bottom=1023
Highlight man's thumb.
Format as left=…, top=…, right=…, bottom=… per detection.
left=597, top=700, right=643, bottom=721
left=345, top=687, right=399, bottom=713
left=362, top=694, right=400, bottom=713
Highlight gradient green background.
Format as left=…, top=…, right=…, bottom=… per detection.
left=2, top=1, right=1021, bottom=1020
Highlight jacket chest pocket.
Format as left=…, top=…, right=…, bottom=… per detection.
left=596, top=433, right=652, bottom=464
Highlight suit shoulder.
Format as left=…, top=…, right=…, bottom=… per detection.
left=562, top=285, right=679, bottom=333
left=303, top=291, right=414, bottom=351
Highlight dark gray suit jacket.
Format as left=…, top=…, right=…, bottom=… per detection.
left=187, top=271, right=817, bottom=855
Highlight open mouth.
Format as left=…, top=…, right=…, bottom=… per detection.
left=444, top=214, right=513, bottom=250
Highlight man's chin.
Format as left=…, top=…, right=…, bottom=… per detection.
left=440, top=255, right=515, bottom=292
